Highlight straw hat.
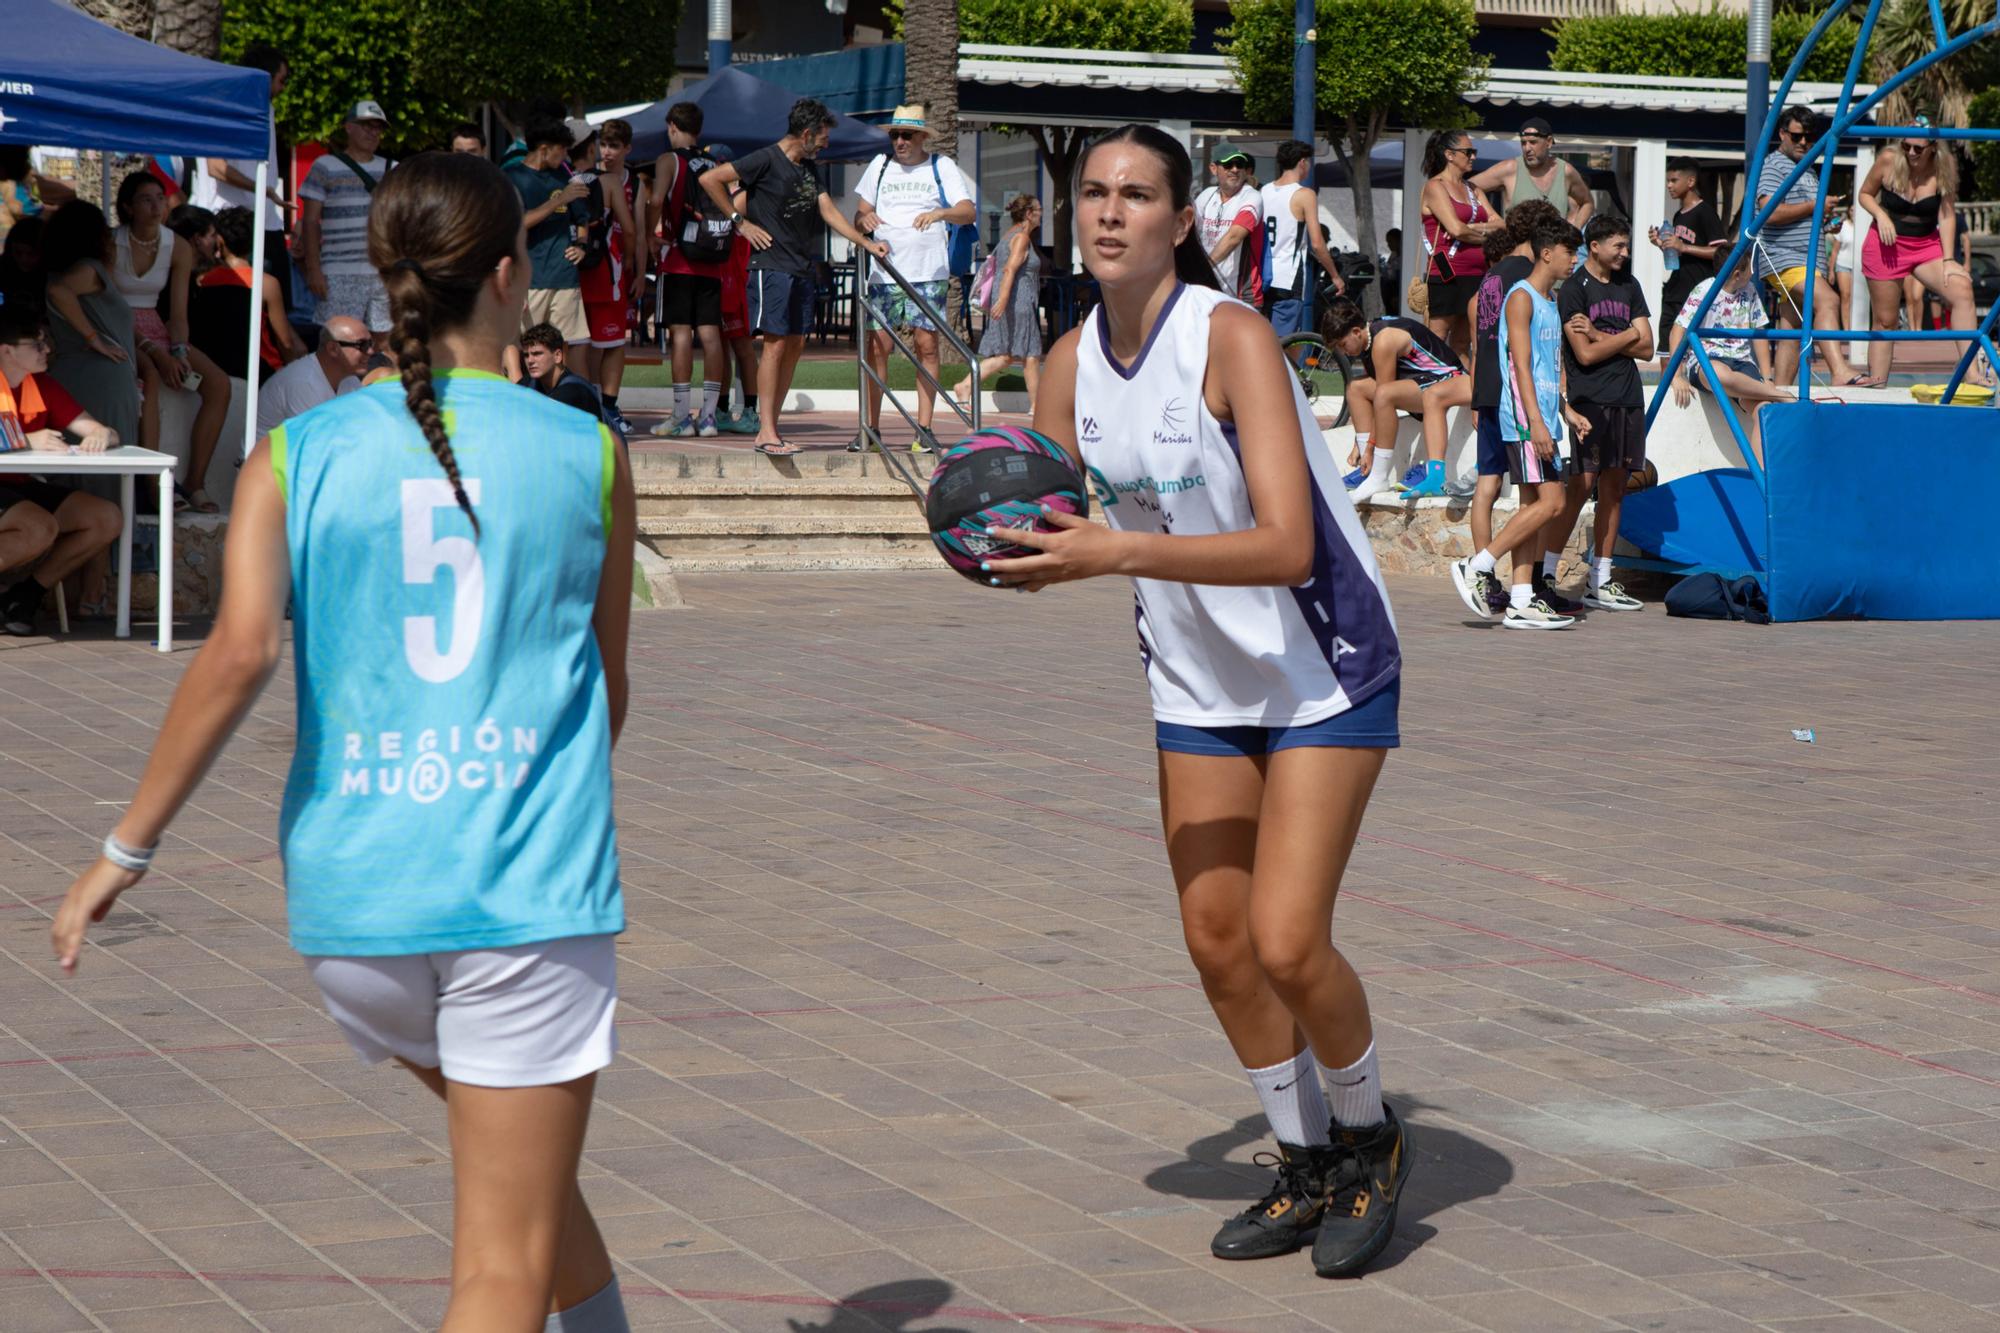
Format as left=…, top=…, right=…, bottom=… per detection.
left=888, top=105, right=930, bottom=136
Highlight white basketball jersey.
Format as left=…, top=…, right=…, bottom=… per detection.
left=1261, top=182, right=1308, bottom=294
left=1074, top=283, right=1400, bottom=726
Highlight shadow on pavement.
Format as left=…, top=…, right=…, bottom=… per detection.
left=784, top=1278, right=972, bottom=1333
left=1142, top=1097, right=1515, bottom=1272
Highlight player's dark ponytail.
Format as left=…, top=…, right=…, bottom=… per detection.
left=368, top=153, right=525, bottom=536
left=1075, top=124, right=1221, bottom=292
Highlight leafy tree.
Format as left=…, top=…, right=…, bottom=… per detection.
left=223, top=0, right=682, bottom=153
left=1867, top=0, right=2000, bottom=130
left=894, top=0, right=1194, bottom=270
left=1226, top=0, right=1486, bottom=315
left=1549, top=10, right=1860, bottom=84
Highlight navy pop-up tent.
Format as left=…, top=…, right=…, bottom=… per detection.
left=0, top=0, right=270, bottom=159
left=622, top=66, right=889, bottom=164
left=2, top=0, right=274, bottom=561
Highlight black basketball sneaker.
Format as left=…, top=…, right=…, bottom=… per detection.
left=1210, top=1142, right=1332, bottom=1260
left=1311, top=1106, right=1414, bottom=1278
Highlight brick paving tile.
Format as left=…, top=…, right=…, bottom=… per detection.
left=5, top=572, right=2000, bottom=1329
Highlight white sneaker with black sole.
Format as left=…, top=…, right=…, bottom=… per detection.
left=1582, top=580, right=1643, bottom=612
left=1449, top=559, right=1494, bottom=619
left=1502, top=597, right=1577, bottom=630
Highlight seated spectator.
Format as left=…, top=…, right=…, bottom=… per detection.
left=257, top=315, right=368, bottom=434
left=520, top=321, right=609, bottom=423
left=1670, top=244, right=1792, bottom=462
left=0, top=214, right=46, bottom=323
left=42, top=201, right=143, bottom=465
left=0, top=307, right=124, bottom=636
left=166, top=204, right=222, bottom=273
left=112, top=170, right=232, bottom=513
left=0, top=146, right=77, bottom=244
left=189, top=206, right=304, bottom=384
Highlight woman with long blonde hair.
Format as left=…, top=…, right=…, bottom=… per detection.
left=1857, top=128, right=1988, bottom=384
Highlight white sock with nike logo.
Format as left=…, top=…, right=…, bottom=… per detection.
left=1323, top=1041, right=1385, bottom=1129
left=1247, top=1048, right=1332, bottom=1147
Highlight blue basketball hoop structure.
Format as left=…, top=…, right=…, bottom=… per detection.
left=1622, top=0, right=2000, bottom=620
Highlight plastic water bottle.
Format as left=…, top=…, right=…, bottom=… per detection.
left=1661, top=219, right=1681, bottom=272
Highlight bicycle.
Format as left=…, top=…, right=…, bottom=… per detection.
left=1280, top=332, right=1355, bottom=430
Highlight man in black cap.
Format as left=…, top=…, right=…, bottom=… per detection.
left=1473, top=118, right=1594, bottom=227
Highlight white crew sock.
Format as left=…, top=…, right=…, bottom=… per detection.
left=1469, top=549, right=1497, bottom=576
left=1541, top=551, right=1560, bottom=578
left=671, top=383, right=690, bottom=418
left=1593, top=556, right=1613, bottom=588
left=701, top=381, right=720, bottom=419
left=1247, top=1048, right=1333, bottom=1147
left=1510, top=581, right=1532, bottom=610
left=546, top=1278, right=630, bottom=1332
left=1352, top=432, right=1372, bottom=459
left=1349, top=448, right=1401, bottom=501
left=1322, top=1042, right=1385, bottom=1129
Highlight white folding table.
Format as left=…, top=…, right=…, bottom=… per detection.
left=6, top=446, right=180, bottom=651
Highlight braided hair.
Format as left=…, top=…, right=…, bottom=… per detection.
left=367, top=153, right=524, bottom=536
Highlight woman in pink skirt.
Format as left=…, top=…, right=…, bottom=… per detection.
left=1856, top=129, right=1989, bottom=386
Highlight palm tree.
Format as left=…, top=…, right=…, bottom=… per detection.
left=74, top=0, right=221, bottom=57
left=1867, top=0, right=1997, bottom=129
left=903, top=0, right=961, bottom=159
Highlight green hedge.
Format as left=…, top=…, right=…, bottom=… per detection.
left=1970, top=89, right=2000, bottom=199
left=1551, top=10, right=1861, bottom=84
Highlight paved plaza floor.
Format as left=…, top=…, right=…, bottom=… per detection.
left=4, top=571, right=2000, bottom=1331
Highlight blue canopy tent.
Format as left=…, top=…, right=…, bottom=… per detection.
left=0, top=0, right=270, bottom=159
left=621, top=66, right=889, bottom=165
left=2, top=0, right=273, bottom=644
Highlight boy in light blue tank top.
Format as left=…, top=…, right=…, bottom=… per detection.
left=51, top=153, right=642, bottom=1332
left=1449, top=216, right=1587, bottom=630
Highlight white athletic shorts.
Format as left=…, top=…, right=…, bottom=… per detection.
left=304, top=934, right=618, bottom=1088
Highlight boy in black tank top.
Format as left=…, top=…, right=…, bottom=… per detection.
left=1327, top=301, right=1471, bottom=502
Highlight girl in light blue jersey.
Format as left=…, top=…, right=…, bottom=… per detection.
left=52, top=153, right=639, bottom=1333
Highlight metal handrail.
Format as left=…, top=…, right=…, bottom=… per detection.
left=856, top=251, right=981, bottom=499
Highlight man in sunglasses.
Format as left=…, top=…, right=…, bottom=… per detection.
left=1472, top=118, right=1594, bottom=227
left=1756, top=105, right=1865, bottom=387
left=853, top=105, right=975, bottom=453
left=255, top=315, right=370, bottom=435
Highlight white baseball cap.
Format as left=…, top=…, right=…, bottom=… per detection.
left=346, top=99, right=389, bottom=125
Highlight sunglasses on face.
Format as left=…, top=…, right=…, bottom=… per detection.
left=1904, top=142, right=1931, bottom=154
left=1781, top=129, right=1808, bottom=142
left=330, top=336, right=371, bottom=351
left=1449, top=145, right=1474, bottom=157
left=889, top=130, right=920, bottom=141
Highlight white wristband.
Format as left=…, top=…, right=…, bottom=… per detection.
left=101, top=833, right=155, bottom=874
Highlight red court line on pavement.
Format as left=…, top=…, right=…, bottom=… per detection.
left=0, top=1268, right=1238, bottom=1332
left=639, top=699, right=2000, bottom=1090
left=673, top=674, right=2000, bottom=1012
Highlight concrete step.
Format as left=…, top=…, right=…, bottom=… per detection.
left=635, top=476, right=926, bottom=519
left=646, top=551, right=947, bottom=574
left=629, top=448, right=939, bottom=484
left=638, top=513, right=933, bottom=558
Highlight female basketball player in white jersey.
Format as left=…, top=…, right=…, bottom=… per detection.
left=51, top=153, right=639, bottom=1333
left=985, top=125, right=1408, bottom=1279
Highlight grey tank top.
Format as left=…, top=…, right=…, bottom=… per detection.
left=1513, top=158, right=1572, bottom=210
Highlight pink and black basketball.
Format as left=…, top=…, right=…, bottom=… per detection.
left=926, top=425, right=1091, bottom=582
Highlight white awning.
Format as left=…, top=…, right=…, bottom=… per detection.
left=957, top=44, right=1875, bottom=117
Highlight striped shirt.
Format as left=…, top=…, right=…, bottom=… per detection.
left=300, top=153, right=391, bottom=276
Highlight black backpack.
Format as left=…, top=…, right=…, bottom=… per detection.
left=1664, top=573, right=1770, bottom=623
left=668, top=150, right=735, bottom=266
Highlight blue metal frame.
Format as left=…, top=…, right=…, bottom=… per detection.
left=1649, top=0, right=2000, bottom=480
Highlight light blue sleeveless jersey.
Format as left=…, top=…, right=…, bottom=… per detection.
left=270, top=371, right=622, bottom=956
left=1496, top=279, right=1564, bottom=446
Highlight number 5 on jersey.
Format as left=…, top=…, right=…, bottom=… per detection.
left=402, top=478, right=484, bottom=683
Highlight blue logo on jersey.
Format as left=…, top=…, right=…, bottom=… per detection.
left=1086, top=464, right=1118, bottom=507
